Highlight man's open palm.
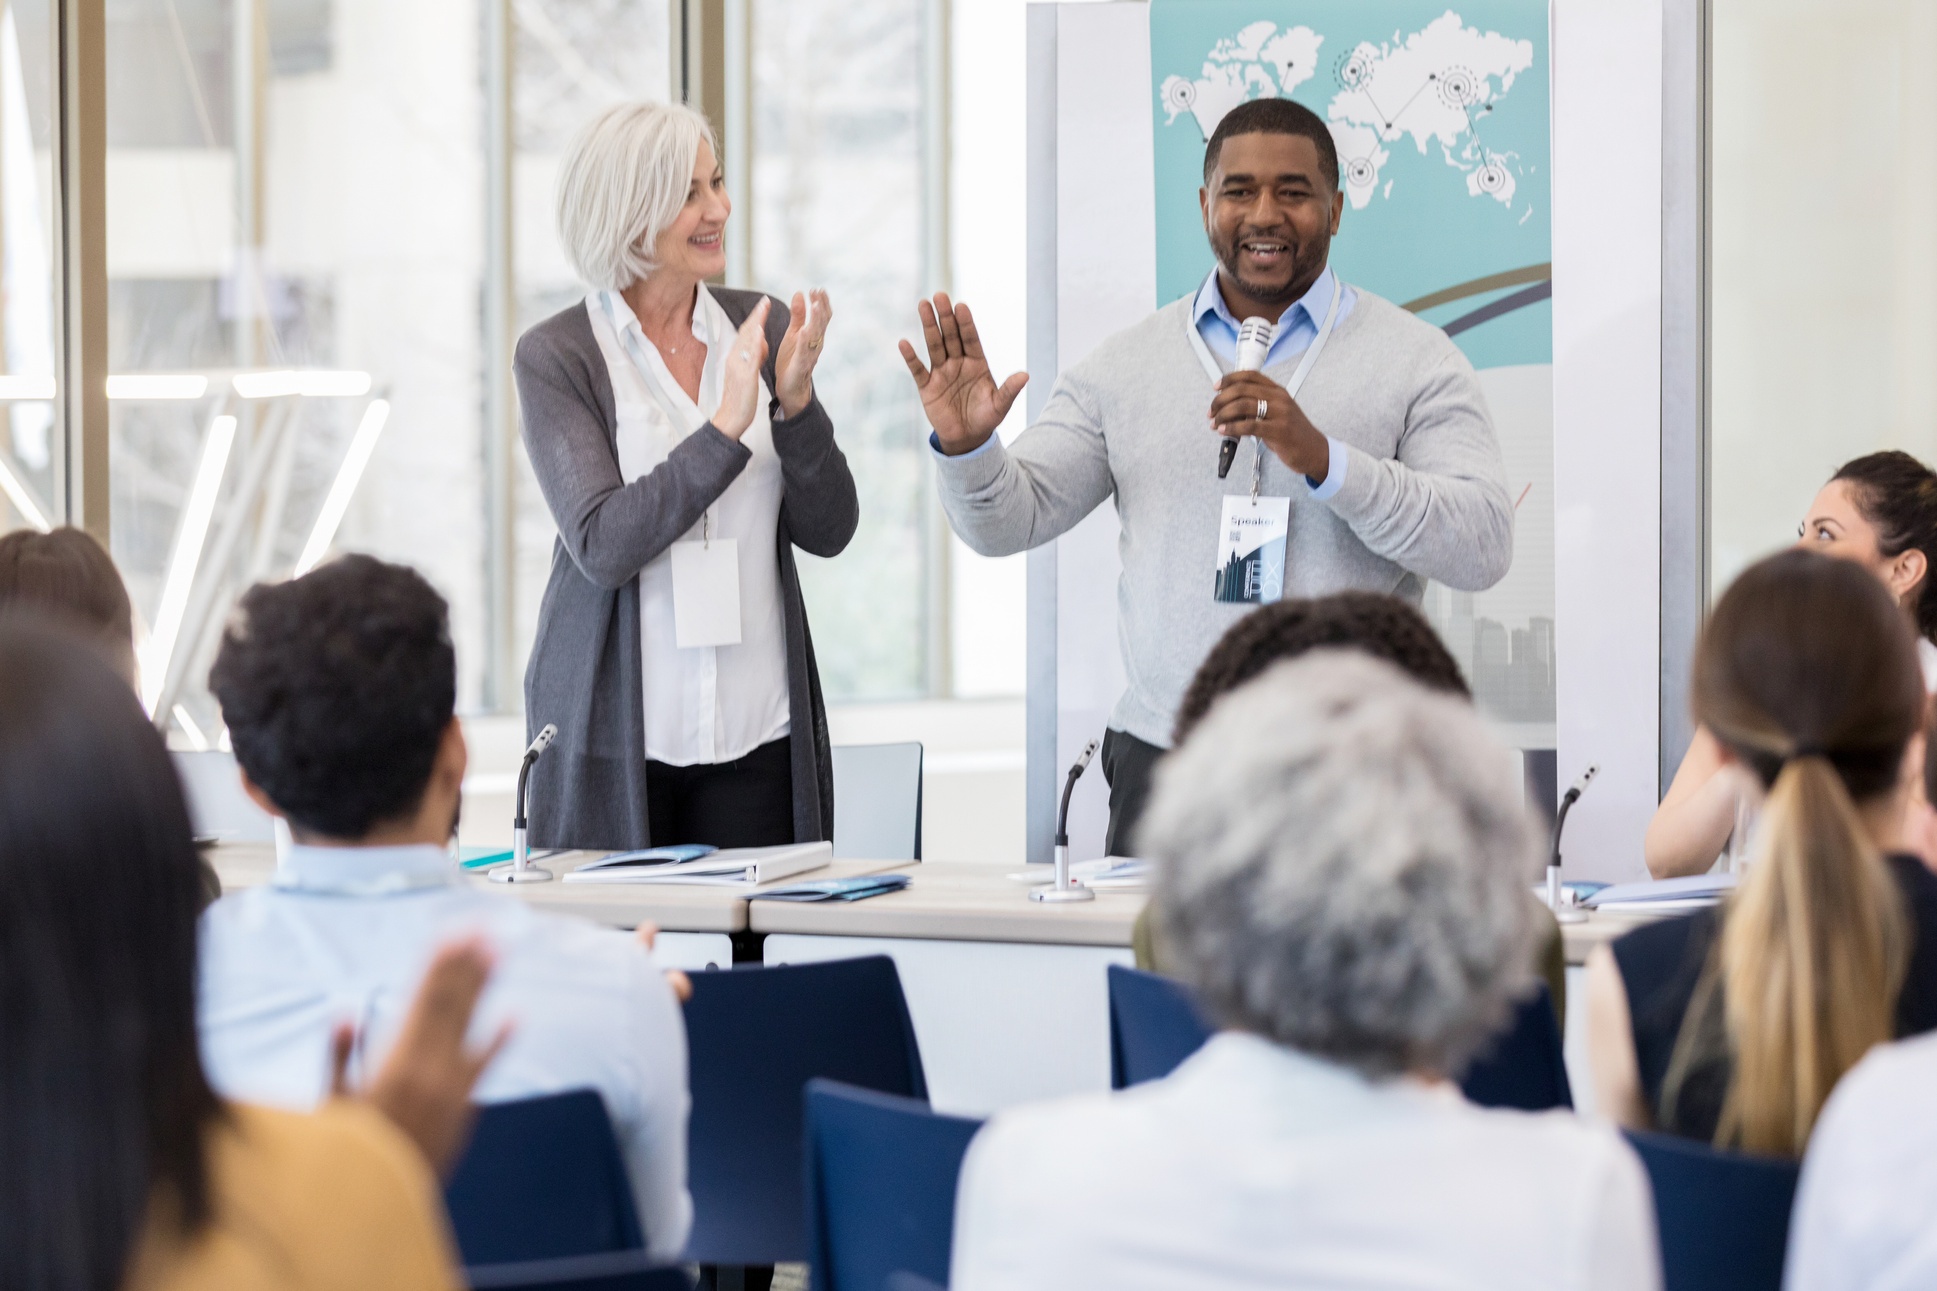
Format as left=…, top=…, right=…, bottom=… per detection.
left=899, top=293, right=1028, bottom=455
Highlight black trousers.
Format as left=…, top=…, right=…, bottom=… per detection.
left=1101, top=727, right=1166, bottom=857
left=645, top=735, right=795, bottom=848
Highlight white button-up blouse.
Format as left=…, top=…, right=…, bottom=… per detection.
left=586, top=286, right=790, bottom=766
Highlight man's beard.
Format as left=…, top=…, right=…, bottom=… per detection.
left=1213, top=237, right=1318, bottom=308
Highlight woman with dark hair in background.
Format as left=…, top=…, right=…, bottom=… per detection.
left=0, top=525, right=137, bottom=684
left=1646, top=451, right=1937, bottom=878
left=0, top=524, right=225, bottom=908
left=1589, top=549, right=1937, bottom=1156
left=0, top=621, right=501, bottom=1291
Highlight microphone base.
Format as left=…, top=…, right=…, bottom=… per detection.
left=490, top=867, right=554, bottom=884
left=1030, top=883, right=1095, bottom=903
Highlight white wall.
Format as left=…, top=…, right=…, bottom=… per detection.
left=1551, top=0, right=1663, bottom=882
left=1049, top=2, right=1150, bottom=862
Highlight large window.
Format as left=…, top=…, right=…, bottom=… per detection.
left=0, top=1, right=53, bottom=537
left=749, top=0, right=931, bottom=700
left=1710, top=0, right=1937, bottom=587
left=26, top=0, right=1024, bottom=757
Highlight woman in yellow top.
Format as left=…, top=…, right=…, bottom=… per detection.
left=0, top=619, right=501, bottom=1291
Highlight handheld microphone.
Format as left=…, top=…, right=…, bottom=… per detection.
left=495, top=723, right=561, bottom=884
left=1033, top=737, right=1101, bottom=904
left=1217, top=317, right=1277, bottom=480
left=1545, top=763, right=1599, bottom=920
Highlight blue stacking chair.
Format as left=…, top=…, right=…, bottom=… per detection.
left=1107, top=964, right=1213, bottom=1088
left=445, top=1089, right=643, bottom=1268
left=465, top=1251, right=692, bottom=1290
left=1625, top=1130, right=1802, bottom=1291
left=1458, top=983, right=1572, bottom=1110
left=683, top=956, right=929, bottom=1267
left=804, top=1079, right=985, bottom=1291
left=1109, top=966, right=1571, bottom=1112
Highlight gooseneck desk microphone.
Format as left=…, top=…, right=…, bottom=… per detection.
left=1545, top=763, right=1598, bottom=922
left=1216, top=316, right=1277, bottom=480
left=493, top=723, right=558, bottom=884
left=1032, top=738, right=1101, bottom=904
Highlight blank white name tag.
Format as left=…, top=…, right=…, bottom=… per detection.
left=670, top=539, right=742, bottom=647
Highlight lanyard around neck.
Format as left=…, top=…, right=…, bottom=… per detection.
left=1249, top=273, right=1344, bottom=501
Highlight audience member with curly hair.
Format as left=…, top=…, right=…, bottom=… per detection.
left=199, top=555, right=696, bottom=1263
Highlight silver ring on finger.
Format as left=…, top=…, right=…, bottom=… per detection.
left=1255, top=398, right=1268, bottom=422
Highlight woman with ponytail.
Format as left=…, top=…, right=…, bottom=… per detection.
left=1587, top=549, right=1937, bottom=1156
left=1646, top=451, right=1937, bottom=879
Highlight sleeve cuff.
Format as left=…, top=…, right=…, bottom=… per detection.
left=1305, top=435, right=1349, bottom=500
left=930, top=430, right=1002, bottom=462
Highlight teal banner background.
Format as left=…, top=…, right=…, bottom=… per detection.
left=1149, top=0, right=1552, bottom=369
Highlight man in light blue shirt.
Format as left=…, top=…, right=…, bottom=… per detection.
left=196, top=555, right=692, bottom=1263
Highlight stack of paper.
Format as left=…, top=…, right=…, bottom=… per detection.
left=749, top=874, right=911, bottom=903
left=1582, top=872, right=1736, bottom=913
left=563, top=841, right=831, bottom=888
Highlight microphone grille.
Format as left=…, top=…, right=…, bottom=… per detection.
left=1236, top=317, right=1275, bottom=348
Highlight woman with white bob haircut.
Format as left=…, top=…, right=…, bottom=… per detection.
left=951, top=652, right=1662, bottom=1291
left=515, top=101, right=857, bottom=852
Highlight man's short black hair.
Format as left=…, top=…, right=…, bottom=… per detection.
left=1203, top=97, right=1340, bottom=191
left=1174, top=591, right=1468, bottom=742
left=210, top=554, right=456, bottom=840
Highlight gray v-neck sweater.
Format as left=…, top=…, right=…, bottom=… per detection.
left=935, top=287, right=1512, bottom=748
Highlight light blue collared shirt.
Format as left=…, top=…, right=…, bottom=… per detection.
left=198, top=843, right=694, bottom=1261
left=1191, top=267, right=1355, bottom=499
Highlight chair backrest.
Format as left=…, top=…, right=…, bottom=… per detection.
left=683, top=956, right=929, bottom=1266
left=444, top=1089, right=644, bottom=1267
left=831, top=742, right=924, bottom=861
left=171, top=750, right=275, bottom=842
left=1109, top=967, right=1574, bottom=1115
left=804, top=1079, right=984, bottom=1291
left=1624, top=1130, right=1802, bottom=1291
left=1458, top=983, right=1573, bottom=1111
left=465, top=1250, right=693, bottom=1291
left=1108, top=965, right=1214, bottom=1088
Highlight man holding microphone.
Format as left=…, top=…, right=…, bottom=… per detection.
left=900, top=98, right=1514, bottom=854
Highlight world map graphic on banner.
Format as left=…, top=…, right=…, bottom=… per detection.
left=1160, top=14, right=1534, bottom=214
left=1150, top=1, right=1551, bottom=371
left=1149, top=1, right=1556, bottom=733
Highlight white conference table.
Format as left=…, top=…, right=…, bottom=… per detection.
left=205, top=845, right=1661, bottom=1116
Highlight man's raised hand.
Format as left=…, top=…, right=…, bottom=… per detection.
left=898, top=293, right=1028, bottom=456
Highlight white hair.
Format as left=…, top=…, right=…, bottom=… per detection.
left=1143, top=651, right=1540, bottom=1079
left=556, top=101, right=717, bottom=292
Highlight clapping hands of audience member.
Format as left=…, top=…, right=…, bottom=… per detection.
left=330, top=937, right=512, bottom=1175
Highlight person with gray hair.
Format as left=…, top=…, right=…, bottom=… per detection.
left=950, top=653, right=1661, bottom=1291
left=514, top=100, right=858, bottom=851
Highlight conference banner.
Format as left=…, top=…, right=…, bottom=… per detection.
left=1149, top=0, right=1556, bottom=735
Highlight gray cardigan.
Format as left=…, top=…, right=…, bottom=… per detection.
left=514, top=288, right=859, bottom=850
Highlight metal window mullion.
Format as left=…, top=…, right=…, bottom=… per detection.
left=483, top=0, right=516, bottom=712
left=921, top=0, right=951, bottom=698
left=51, top=0, right=107, bottom=543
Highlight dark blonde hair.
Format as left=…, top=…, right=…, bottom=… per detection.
left=1667, top=548, right=1922, bottom=1155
